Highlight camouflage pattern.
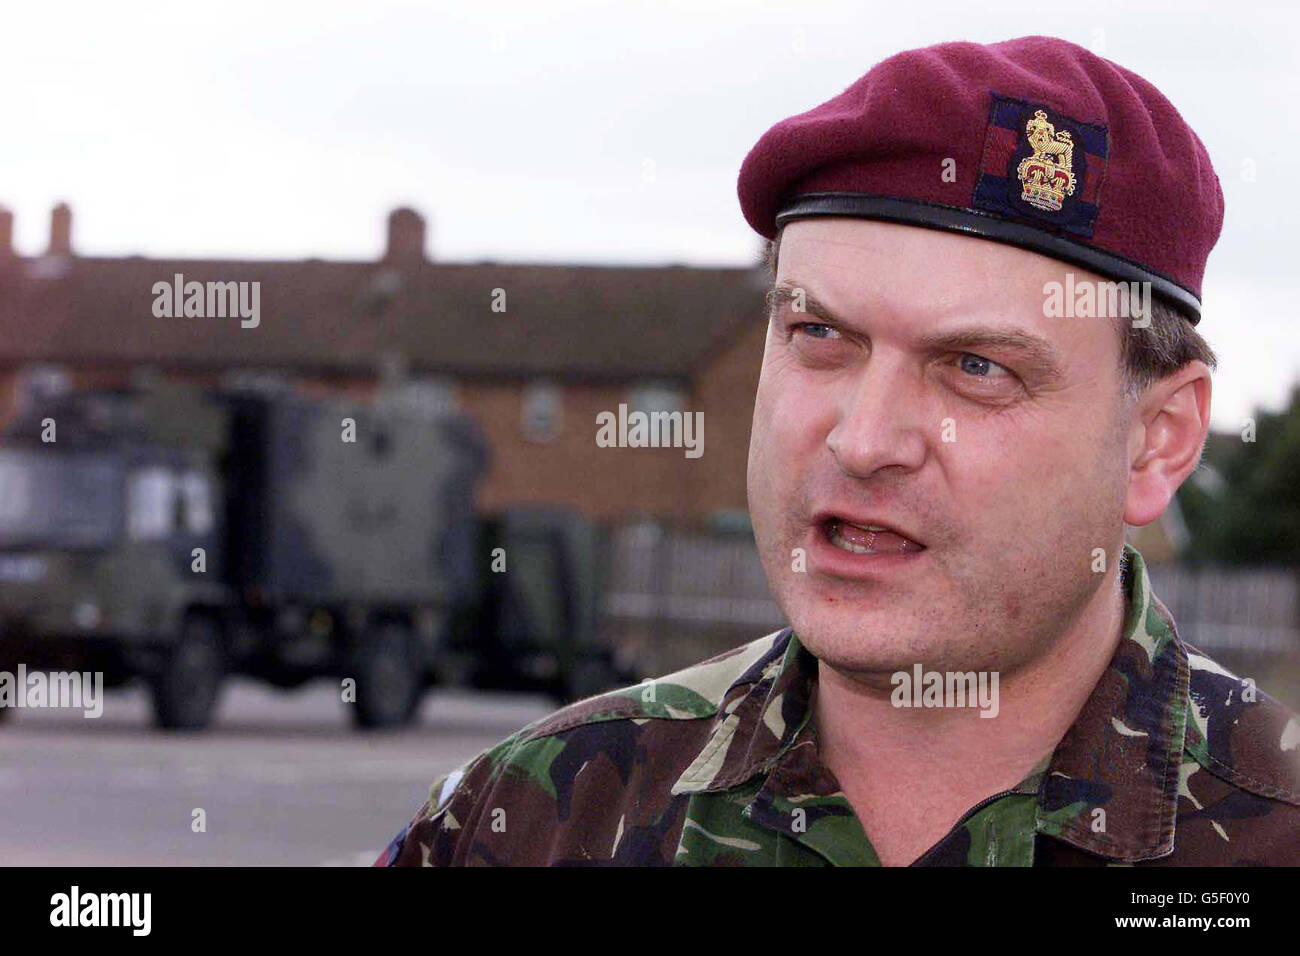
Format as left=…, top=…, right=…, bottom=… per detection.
left=377, top=544, right=1300, bottom=866
left=223, top=388, right=484, bottom=605
left=0, top=382, right=484, bottom=672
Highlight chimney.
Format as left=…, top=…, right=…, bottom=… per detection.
left=0, top=207, right=12, bottom=257
left=48, top=202, right=72, bottom=256
left=384, top=207, right=426, bottom=265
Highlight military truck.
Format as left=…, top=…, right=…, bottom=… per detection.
left=0, top=382, right=621, bottom=729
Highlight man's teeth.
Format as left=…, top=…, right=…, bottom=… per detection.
left=826, top=522, right=878, bottom=554
left=826, top=519, right=920, bottom=554
left=829, top=524, right=880, bottom=554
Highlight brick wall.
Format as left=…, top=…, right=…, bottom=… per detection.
left=688, top=315, right=766, bottom=518
left=462, top=380, right=708, bottom=519
left=0, top=342, right=768, bottom=522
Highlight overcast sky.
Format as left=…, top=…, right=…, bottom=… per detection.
left=0, top=0, right=1295, bottom=428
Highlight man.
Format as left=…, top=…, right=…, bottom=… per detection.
left=376, top=35, right=1299, bottom=866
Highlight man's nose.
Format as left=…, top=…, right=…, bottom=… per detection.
left=825, top=356, right=930, bottom=479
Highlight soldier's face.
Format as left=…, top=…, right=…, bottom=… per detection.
left=747, top=219, right=1132, bottom=677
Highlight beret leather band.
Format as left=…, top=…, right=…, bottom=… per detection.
left=776, top=192, right=1204, bottom=321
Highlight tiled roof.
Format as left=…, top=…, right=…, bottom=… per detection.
left=0, top=254, right=768, bottom=381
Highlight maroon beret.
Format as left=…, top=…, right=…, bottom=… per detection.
left=738, top=35, right=1223, bottom=323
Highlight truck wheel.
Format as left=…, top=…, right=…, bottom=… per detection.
left=151, top=615, right=226, bottom=730
left=350, top=622, right=421, bottom=730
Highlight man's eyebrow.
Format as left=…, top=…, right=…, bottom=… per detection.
left=766, top=282, right=844, bottom=325
left=915, top=328, right=1065, bottom=379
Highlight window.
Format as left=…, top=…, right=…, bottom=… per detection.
left=378, top=377, right=458, bottom=418
left=127, top=468, right=176, bottom=540
left=17, top=364, right=70, bottom=411
left=627, top=382, right=686, bottom=415
left=0, top=450, right=121, bottom=548
left=179, top=472, right=214, bottom=535
left=522, top=380, right=563, bottom=443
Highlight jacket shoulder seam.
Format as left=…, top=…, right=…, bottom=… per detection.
left=514, top=628, right=792, bottom=744
left=1189, top=743, right=1300, bottom=806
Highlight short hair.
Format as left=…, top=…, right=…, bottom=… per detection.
left=763, top=228, right=1216, bottom=396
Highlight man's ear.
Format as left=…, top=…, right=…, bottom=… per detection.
left=1124, top=361, right=1213, bottom=527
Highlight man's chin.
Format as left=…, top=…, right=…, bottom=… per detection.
left=783, top=603, right=937, bottom=673
left=785, top=597, right=1050, bottom=680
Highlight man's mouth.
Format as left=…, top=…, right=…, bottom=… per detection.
left=822, top=517, right=925, bottom=555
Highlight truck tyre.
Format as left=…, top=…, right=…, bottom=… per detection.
left=350, top=621, right=421, bottom=730
left=151, top=615, right=226, bottom=730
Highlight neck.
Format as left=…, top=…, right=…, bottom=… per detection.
left=812, top=557, right=1129, bottom=865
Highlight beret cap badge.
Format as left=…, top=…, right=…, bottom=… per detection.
left=1017, top=109, right=1077, bottom=212
left=974, top=94, right=1105, bottom=237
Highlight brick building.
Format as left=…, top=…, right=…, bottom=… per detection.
left=0, top=204, right=770, bottom=522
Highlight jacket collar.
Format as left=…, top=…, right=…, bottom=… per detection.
left=1040, top=546, right=1188, bottom=861
left=672, top=545, right=1189, bottom=863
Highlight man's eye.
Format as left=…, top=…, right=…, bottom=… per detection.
left=957, top=353, right=1008, bottom=378
left=793, top=322, right=841, bottom=340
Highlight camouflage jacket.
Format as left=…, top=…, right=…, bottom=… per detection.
left=376, top=546, right=1300, bottom=866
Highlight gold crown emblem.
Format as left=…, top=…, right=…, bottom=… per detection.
left=1016, top=110, right=1077, bottom=212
